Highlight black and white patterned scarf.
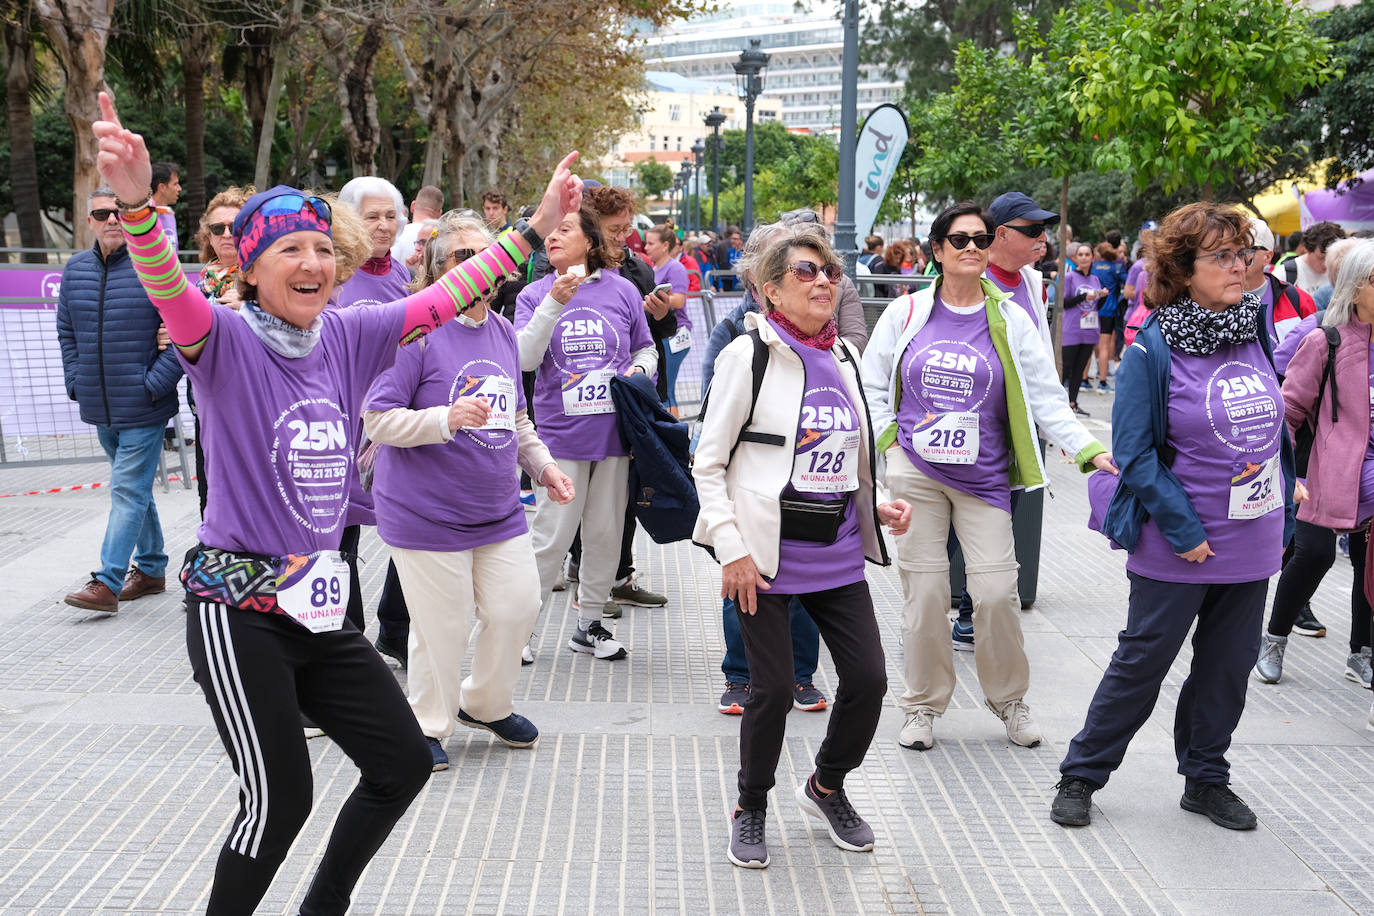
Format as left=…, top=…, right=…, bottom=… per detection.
left=1153, top=292, right=1262, bottom=356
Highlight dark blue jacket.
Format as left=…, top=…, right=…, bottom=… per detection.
left=56, top=241, right=183, bottom=429
left=1103, top=309, right=1296, bottom=553
left=611, top=372, right=698, bottom=543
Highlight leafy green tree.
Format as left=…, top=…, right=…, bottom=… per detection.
left=1070, top=0, right=1338, bottom=198
left=636, top=160, right=673, bottom=198
left=1281, top=1, right=1374, bottom=187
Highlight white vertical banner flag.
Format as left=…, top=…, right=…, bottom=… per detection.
left=853, top=104, right=910, bottom=240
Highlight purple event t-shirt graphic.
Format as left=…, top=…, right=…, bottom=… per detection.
left=551, top=305, right=623, bottom=373
left=1202, top=359, right=1283, bottom=453
left=903, top=338, right=995, bottom=413
left=268, top=396, right=353, bottom=536
left=449, top=357, right=516, bottom=452
left=792, top=384, right=859, bottom=495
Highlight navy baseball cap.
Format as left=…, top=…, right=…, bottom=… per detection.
left=987, top=192, right=1060, bottom=227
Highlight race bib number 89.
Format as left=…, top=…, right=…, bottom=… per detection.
left=276, top=551, right=351, bottom=633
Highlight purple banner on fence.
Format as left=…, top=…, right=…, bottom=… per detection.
left=0, top=268, right=66, bottom=308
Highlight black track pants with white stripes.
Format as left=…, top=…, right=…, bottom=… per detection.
left=186, top=601, right=432, bottom=915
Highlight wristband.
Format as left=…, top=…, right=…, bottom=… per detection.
left=514, top=218, right=542, bottom=249
left=116, top=192, right=153, bottom=212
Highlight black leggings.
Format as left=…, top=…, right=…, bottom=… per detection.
left=1268, top=521, right=1372, bottom=652
left=186, top=602, right=431, bottom=915
left=734, top=580, right=887, bottom=810
left=1062, top=343, right=1094, bottom=404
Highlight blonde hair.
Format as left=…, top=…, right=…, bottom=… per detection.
left=751, top=226, right=838, bottom=312
left=196, top=185, right=254, bottom=264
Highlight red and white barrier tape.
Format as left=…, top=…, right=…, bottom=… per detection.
left=0, top=475, right=196, bottom=499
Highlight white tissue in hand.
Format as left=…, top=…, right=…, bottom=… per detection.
left=567, top=264, right=586, bottom=278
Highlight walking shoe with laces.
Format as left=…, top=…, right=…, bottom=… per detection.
left=792, top=682, right=828, bottom=711
left=728, top=808, right=769, bottom=868
left=1344, top=646, right=1373, bottom=689
left=374, top=635, right=407, bottom=668
left=898, top=709, right=935, bottom=750
left=986, top=697, right=1042, bottom=747
left=719, top=682, right=749, bottom=714
left=1097, top=380, right=1112, bottom=392
left=1292, top=603, right=1326, bottom=637
left=1253, top=631, right=1286, bottom=684
left=426, top=737, right=449, bottom=772
left=568, top=621, right=628, bottom=660
left=118, top=567, right=166, bottom=601
left=796, top=778, right=875, bottom=852
left=951, top=617, right=975, bottom=652
left=1180, top=782, right=1257, bottom=830
left=458, top=709, right=539, bottom=747
left=64, top=576, right=118, bottom=614
left=1050, top=775, right=1098, bottom=827
left=610, top=576, right=668, bottom=607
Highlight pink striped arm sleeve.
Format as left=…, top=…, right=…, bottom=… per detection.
left=398, top=227, right=533, bottom=345
left=121, top=208, right=213, bottom=348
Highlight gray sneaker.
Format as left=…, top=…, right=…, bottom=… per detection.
left=728, top=808, right=769, bottom=868
left=1344, top=646, right=1373, bottom=689
left=796, top=779, right=875, bottom=852
left=610, top=576, right=668, bottom=607
left=1254, top=632, right=1287, bottom=684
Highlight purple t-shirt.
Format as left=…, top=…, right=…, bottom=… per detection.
left=654, top=258, right=692, bottom=332
left=156, top=209, right=178, bottom=250
left=896, top=297, right=1011, bottom=513
left=1127, top=338, right=1286, bottom=583
left=1062, top=270, right=1104, bottom=346
left=180, top=303, right=405, bottom=556
left=331, top=258, right=412, bottom=526
left=986, top=269, right=1040, bottom=329
left=768, top=317, right=866, bottom=594
left=1126, top=259, right=1146, bottom=303
left=365, top=313, right=528, bottom=552
left=514, top=270, right=654, bottom=461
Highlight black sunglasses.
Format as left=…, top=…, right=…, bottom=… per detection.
left=89, top=209, right=119, bottom=222
left=1004, top=223, right=1047, bottom=239
left=788, top=260, right=844, bottom=283
left=207, top=222, right=232, bottom=237
left=941, top=233, right=995, bottom=251
left=448, top=248, right=477, bottom=264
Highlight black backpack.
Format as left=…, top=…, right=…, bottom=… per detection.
left=692, top=329, right=779, bottom=461
left=1293, top=325, right=1340, bottom=477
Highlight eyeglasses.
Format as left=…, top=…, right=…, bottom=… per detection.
left=603, top=225, right=632, bottom=237
left=447, top=248, right=476, bottom=265
left=207, top=222, right=232, bottom=237
left=941, top=233, right=995, bottom=251
left=1196, top=248, right=1257, bottom=270
left=240, top=192, right=332, bottom=228
left=1003, top=223, right=1047, bottom=239
left=787, top=260, right=844, bottom=283
left=89, top=209, right=119, bottom=222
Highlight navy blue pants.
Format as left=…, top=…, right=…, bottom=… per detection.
left=721, top=595, right=819, bottom=684
left=1060, top=573, right=1267, bottom=788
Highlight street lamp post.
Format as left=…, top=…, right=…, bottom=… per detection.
left=690, top=138, right=705, bottom=234
left=703, top=106, right=726, bottom=232
left=678, top=161, right=693, bottom=230
left=733, top=39, right=770, bottom=236
left=668, top=177, right=679, bottom=224
left=834, top=0, right=860, bottom=279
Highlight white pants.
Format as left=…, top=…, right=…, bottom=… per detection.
left=530, top=456, right=630, bottom=614
left=390, top=534, right=540, bottom=737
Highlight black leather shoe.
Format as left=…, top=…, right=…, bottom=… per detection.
left=374, top=635, right=408, bottom=668
left=1050, top=776, right=1098, bottom=827
left=1180, top=782, right=1257, bottom=830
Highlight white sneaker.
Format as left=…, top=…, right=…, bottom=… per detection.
left=898, top=709, right=934, bottom=750
left=521, top=636, right=535, bottom=666
left=1344, top=647, right=1373, bottom=689
left=568, top=621, right=628, bottom=660
left=987, top=697, right=1042, bottom=747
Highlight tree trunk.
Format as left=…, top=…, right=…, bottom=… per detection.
left=34, top=0, right=114, bottom=251
left=342, top=22, right=383, bottom=176
left=1052, top=173, right=1069, bottom=375
left=182, top=28, right=209, bottom=224
left=2, top=14, right=47, bottom=261
left=241, top=29, right=274, bottom=153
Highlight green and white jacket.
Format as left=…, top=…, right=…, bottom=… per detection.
left=859, top=277, right=1106, bottom=492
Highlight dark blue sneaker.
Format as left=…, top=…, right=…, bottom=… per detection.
left=458, top=709, right=539, bottom=748
left=427, top=737, right=449, bottom=772
left=952, top=618, right=974, bottom=652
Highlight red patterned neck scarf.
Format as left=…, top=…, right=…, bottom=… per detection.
left=361, top=255, right=392, bottom=276
left=767, top=310, right=838, bottom=350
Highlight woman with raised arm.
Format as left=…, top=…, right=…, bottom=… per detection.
left=92, top=92, right=581, bottom=915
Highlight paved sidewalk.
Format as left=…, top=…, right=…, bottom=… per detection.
left=1, top=400, right=1372, bottom=914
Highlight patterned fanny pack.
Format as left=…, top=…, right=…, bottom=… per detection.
left=180, top=544, right=283, bottom=613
